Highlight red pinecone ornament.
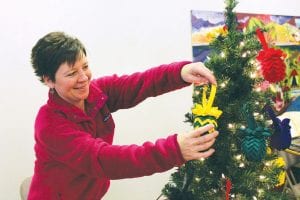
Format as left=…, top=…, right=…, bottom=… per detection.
left=256, top=29, right=286, bottom=83
left=257, top=48, right=286, bottom=83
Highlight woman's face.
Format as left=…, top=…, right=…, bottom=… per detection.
left=45, top=54, right=92, bottom=110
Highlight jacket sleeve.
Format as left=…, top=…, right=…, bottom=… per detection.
left=35, top=110, right=185, bottom=180
left=93, top=61, right=191, bottom=112
left=98, top=134, right=185, bottom=179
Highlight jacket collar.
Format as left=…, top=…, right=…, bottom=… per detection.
left=47, top=81, right=107, bottom=122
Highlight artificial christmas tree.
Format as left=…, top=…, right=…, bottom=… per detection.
left=161, top=0, right=293, bottom=199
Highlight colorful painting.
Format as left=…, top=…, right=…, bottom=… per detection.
left=191, top=10, right=300, bottom=100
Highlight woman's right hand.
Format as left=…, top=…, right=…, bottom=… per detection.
left=177, top=124, right=219, bottom=161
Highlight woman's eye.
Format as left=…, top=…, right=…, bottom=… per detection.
left=83, top=65, right=89, bottom=70
left=67, top=72, right=77, bottom=77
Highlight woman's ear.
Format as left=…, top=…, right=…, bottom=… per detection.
left=43, top=76, right=55, bottom=89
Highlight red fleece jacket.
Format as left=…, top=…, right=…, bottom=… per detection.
left=28, top=61, right=191, bottom=200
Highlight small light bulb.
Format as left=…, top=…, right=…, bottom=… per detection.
left=255, top=87, right=261, bottom=92
left=220, top=82, right=226, bottom=88
left=259, top=175, right=266, bottom=180
left=250, top=72, right=256, bottom=78
left=265, top=161, right=271, bottom=167
left=235, top=154, right=242, bottom=160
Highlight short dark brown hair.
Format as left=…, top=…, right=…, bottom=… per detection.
left=31, top=32, right=87, bottom=83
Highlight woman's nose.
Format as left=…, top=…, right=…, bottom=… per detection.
left=78, top=69, right=88, bottom=81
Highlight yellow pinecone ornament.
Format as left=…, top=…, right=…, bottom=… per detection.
left=192, top=84, right=222, bottom=132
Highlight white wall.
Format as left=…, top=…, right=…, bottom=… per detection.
left=0, top=0, right=298, bottom=199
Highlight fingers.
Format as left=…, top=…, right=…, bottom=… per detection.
left=193, top=137, right=216, bottom=152
left=190, top=124, right=215, bottom=137
left=194, top=148, right=215, bottom=159
left=193, top=77, right=209, bottom=85
left=192, top=62, right=216, bottom=85
left=197, top=65, right=216, bottom=85
left=181, top=62, right=217, bottom=85
left=191, top=129, right=218, bottom=152
left=177, top=124, right=219, bottom=161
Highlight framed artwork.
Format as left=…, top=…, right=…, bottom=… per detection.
left=191, top=10, right=300, bottom=97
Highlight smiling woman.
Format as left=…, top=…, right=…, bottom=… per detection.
left=27, top=31, right=218, bottom=200
left=44, top=55, right=91, bottom=111
left=31, top=32, right=91, bottom=111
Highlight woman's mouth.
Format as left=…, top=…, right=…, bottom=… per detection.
left=74, top=84, right=88, bottom=90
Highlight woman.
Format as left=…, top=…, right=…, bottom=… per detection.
left=28, top=32, right=219, bottom=199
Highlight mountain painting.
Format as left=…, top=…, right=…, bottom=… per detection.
left=191, top=10, right=300, bottom=97
left=191, top=10, right=300, bottom=47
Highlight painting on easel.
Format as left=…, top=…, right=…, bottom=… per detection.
left=191, top=10, right=300, bottom=104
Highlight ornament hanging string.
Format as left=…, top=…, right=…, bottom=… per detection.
left=256, top=28, right=268, bottom=50
left=202, top=84, right=216, bottom=112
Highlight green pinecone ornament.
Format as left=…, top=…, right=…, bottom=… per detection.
left=241, top=127, right=271, bottom=162
left=241, top=104, right=271, bottom=162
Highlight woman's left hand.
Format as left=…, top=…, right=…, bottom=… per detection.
left=181, top=62, right=216, bottom=85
